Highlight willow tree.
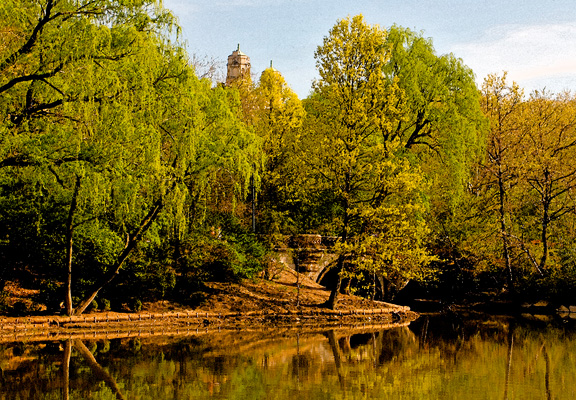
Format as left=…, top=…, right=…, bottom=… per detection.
left=0, top=0, right=259, bottom=315
left=0, top=0, right=177, bottom=315
left=383, top=26, right=486, bottom=201
left=380, top=25, right=487, bottom=298
left=303, top=15, right=434, bottom=308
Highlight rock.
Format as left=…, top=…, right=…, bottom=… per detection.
left=532, top=314, right=553, bottom=322
left=557, top=305, right=570, bottom=313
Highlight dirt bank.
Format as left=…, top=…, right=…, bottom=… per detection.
left=0, top=268, right=416, bottom=342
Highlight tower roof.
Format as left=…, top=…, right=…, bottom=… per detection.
left=234, top=43, right=247, bottom=56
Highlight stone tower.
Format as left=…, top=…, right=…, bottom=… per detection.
left=226, top=44, right=251, bottom=85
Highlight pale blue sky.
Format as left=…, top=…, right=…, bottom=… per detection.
left=163, top=0, right=576, bottom=98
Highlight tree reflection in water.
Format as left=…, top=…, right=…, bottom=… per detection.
left=62, top=340, right=71, bottom=400
left=0, top=315, right=575, bottom=399
left=72, top=340, right=126, bottom=400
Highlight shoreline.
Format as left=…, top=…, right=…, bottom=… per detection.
left=0, top=307, right=417, bottom=343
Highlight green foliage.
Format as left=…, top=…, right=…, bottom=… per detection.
left=0, top=0, right=262, bottom=313
left=451, top=73, right=576, bottom=301
left=3, top=3, right=576, bottom=310
left=100, top=298, right=111, bottom=311
left=105, top=235, right=177, bottom=304
left=384, top=25, right=487, bottom=198
left=250, top=67, right=305, bottom=235
left=132, top=299, right=142, bottom=312
left=36, top=280, right=64, bottom=312
left=302, top=15, right=436, bottom=302
left=176, top=215, right=267, bottom=293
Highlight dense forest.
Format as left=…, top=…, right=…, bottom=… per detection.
left=2, top=1, right=576, bottom=315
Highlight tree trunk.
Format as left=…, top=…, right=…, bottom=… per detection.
left=326, top=330, right=345, bottom=389
left=74, top=340, right=126, bottom=400
left=327, top=219, right=349, bottom=309
left=62, top=340, right=71, bottom=400
left=497, top=166, right=514, bottom=292
left=65, top=175, right=81, bottom=316
left=326, top=175, right=351, bottom=310
left=539, top=192, right=551, bottom=272
left=326, top=258, right=344, bottom=310
left=73, top=199, right=163, bottom=315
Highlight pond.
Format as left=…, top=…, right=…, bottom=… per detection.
left=1, top=313, right=576, bottom=399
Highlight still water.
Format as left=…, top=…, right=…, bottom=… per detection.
left=1, top=313, right=575, bottom=399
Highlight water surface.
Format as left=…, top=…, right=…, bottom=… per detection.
left=1, top=314, right=575, bottom=399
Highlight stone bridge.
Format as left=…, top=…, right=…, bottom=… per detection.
left=272, top=234, right=339, bottom=283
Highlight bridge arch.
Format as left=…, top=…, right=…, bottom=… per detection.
left=272, top=234, right=338, bottom=283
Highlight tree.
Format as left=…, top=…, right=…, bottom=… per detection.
left=379, top=25, right=488, bottom=301
left=0, top=0, right=260, bottom=315
left=303, top=15, right=433, bottom=308
left=518, top=90, right=576, bottom=274
left=251, top=66, right=305, bottom=236
left=473, top=76, right=576, bottom=298
left=1, top=0, right=182, bottom=315
left=383, top=25, right=486, bottom=204
left=479, top=73, right=525, bottom=290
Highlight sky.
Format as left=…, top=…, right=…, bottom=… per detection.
left=162, top=0, right=576, bottom=99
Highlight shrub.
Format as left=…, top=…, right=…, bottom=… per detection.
left=36, top=280, right=63, bottom=312
left=100, top=298, right=111, bottom=311
left=10, top=301, right=28, bottom=316
left=0, top=290, right=8, bottom=313
left=132, top=299, right=142, bottom=312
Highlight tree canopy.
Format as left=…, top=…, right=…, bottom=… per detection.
left=300, top=15, right=437, bottom=307
left=383, top=25, right=487, bottom=206
left=3, top=7, right=576, bottom=315
left=0, top=0, right=260, bottom=315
